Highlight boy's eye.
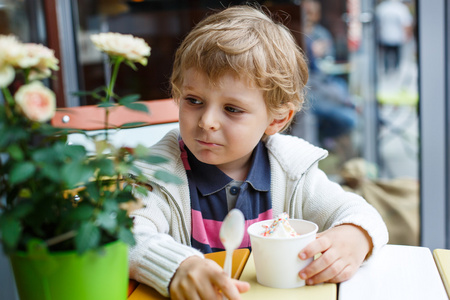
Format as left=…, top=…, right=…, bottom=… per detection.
left=185, top=97, right=202, bottom=105
left=225, top=106, right=243, bottom=113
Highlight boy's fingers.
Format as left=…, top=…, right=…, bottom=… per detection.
left=299, top=248, right=338, bottom=281
left=214, top=277, right=246, bottom=300
left=304, top=257, right=345, bottom=284
left=299, top=235, right=330, bottom=260
left=233, top=279, right=251, bottom=293
left=326, top=264, right=354, bottom=283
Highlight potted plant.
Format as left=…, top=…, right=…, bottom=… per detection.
left=0, top=33, right=179, bottom=300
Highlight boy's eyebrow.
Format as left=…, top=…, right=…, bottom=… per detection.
left=182, top=85, right=196, bottom=92
left=222, top=95, right=248, bottom=104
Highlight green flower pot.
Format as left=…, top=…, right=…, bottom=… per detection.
left=9, top=240, right=128, bottom=300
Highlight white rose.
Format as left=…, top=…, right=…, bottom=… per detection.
left=0, top=64, right=14, bottom=88
left=90, top=32, right=151, bottom=66
left=22, top=43, right=59, bottom=73
left=0, top=36, right=59, bottom=80
left=0, top=35, right=27, bottom=68
left=14, top=81, right=56, bottom=123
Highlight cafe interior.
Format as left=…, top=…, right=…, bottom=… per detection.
left=1, top=0, right=450, bottom=299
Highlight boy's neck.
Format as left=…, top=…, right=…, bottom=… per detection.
left=218, top=166, right=249, bottom=182
left=216, top=157, right=252, bottom=181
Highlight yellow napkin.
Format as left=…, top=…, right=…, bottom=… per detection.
left=240, top=253, right=336, bottom=300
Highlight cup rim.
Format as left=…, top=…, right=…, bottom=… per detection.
left=247, top=219, right=318, bottom=240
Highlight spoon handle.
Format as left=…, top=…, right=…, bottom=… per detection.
left=222, top=250, right=233, bottom=300
left=223, top=250, right=233, bottom=277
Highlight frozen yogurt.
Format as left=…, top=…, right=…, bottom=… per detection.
left=248, top=216, right=318, bottom=288
left=260, top=212, right=300, bottom=237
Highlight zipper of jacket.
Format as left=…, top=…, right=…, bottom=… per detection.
left=149, top=180, right=191, bottom=246
left=128, top=173, right=191, bottom=245
left=288, top=154, right=328, bottom=216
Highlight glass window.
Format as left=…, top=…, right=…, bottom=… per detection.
left=73, top=0, right=304, bottom=105
left=72, top=0, right=420, bottom=246
left=0, top=0, right=47, bottom=43
left=294, top=0, right=419, bottom=246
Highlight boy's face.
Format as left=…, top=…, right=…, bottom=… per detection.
left=178, top=68, right=282, bottom=179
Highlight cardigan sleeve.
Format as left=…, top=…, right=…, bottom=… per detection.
left=300, top=163, right=389, bottom=258
left=128, top=185, right=204, bottom=297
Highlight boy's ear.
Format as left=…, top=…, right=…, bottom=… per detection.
left=265, top=109, right=295, bottom=136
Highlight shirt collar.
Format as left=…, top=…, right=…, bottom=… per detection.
left=245, top=141, right=270, bottom=192
left=185, top=141, right=271, bottom=196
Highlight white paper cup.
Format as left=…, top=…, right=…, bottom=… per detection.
left=247, top=219, right=318, bottom=289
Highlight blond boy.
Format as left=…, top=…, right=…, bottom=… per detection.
left=129, top=5, right=388, bottom=300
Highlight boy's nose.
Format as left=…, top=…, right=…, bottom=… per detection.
left=198, top=110, right=220, bottom=130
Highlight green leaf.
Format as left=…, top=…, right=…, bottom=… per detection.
left=123, top=102, right=149, bottom=114
left=92, top=158, right=115, bottom=177
left=97, top=103, right=115, bottom=108
left=154, top=170, right=183, bottom=184
left=0, top=217, right=22, bottom=250
left=7, top=144, right=24, bottom=161
left=32, top=147, right=57, bottom=163
left=97, top=211, right=117, bottom=234
left=103, top=199, right=119, bottom=212
left=133, top=144, right=150, bottom=156
left=63, top=144, right=87, bottom=161
left=18, top=188, right=32, bottom=198
left=85, top=182, right=101, bottom=203
left=114, top=189, right=135, bottom=203
left=75, top=221, right=100, bottom=253
left=62, top=162, right=94, bottom=188
left=71, top=90, right=94, bottom=97
left=120, top=122, right=148, bottom=129
left=10, top=161, right=36, bottom=184
left=118, top=94, right=140, bottom=105
left=67, top=204, right=94, bottom=221
left=26, top=239, right=49, bottom=258
left=118, top=226, right=135, bottom=246
left=0, top=126, right=29, bottom=148
left=11, top=202, right=33, bottom=218
left=124, top=60, right=138, bottom=71
left=134, top=185, right=149, bottom=197
left=41, top=165, right=61, bottom=182
left=140, top=155, right=169, bottom=164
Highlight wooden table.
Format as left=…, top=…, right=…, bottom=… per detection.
left=433, top=248, right=450, bottom=298
left=128, top=244, right=450, bottom=300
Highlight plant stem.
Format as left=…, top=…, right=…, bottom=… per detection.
left=1, top=87, right=15, bottom=119
left=106, top=57, right=122, bottom=102
left=45, top=230, right=76, bottom=247
left=23, top=68, right=30, bottom=84
left=104, top=57, right=123, bottom=141
left=105, top=107, right=110, bottom=141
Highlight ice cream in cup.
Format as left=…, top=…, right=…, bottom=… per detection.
left=247, top=213, right=318, bottom=289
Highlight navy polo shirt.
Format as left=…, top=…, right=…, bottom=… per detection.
left=180, top=140, right=273, bottom=254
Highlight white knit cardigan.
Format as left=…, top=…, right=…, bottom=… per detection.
left=129, top=129, right=389, bottom=297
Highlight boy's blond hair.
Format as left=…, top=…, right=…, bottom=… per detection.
left=170, top=5, right=309, bottom=132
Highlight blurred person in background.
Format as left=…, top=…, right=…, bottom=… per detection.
left=375, top=0, right=413, bottom=73
left=302, top=0, right=335, bottom=62
left=291, top=0, right=356, bottom=162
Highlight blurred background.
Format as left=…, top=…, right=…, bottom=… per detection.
left=1, top=0, right=449, bottom=299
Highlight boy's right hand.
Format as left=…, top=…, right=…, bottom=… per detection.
left=169, top=256, right=250, bottom=300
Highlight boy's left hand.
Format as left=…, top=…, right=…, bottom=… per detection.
left=298, top=224, right=373, bottom=285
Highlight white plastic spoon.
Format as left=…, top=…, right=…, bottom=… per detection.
left=219, top=208, right=245, bottom=278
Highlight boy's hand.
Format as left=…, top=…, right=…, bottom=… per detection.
left=169, top=256, right=250, bottom=300
left=298, top=224, right=373, bottom=285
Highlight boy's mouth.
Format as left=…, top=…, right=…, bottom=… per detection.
left=196, top=139, right=222, bottom=147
